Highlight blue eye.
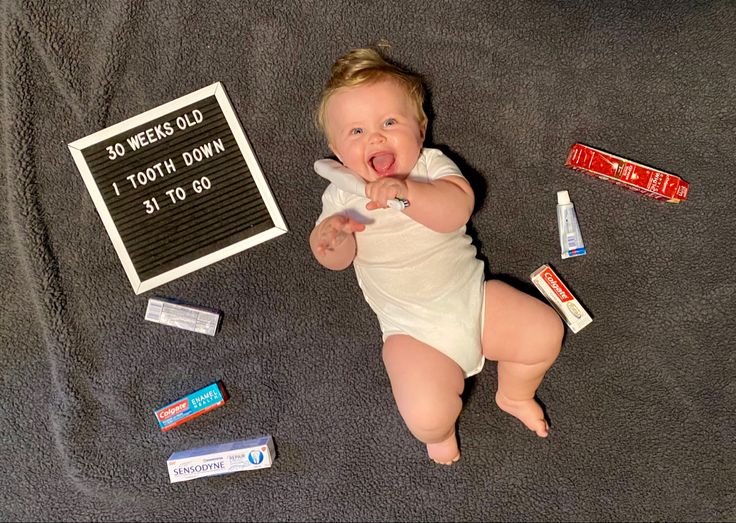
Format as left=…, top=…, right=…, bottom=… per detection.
left=350, top=128, right=363, bottom=135
left=384, top=118, right=397, bottom=127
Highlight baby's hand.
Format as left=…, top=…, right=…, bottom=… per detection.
left=313, top=215, right=365, bottom=256
left=365, top=177, right=409, bottom=210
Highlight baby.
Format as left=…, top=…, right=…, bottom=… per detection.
left=310, top=48, right=564, bottom=464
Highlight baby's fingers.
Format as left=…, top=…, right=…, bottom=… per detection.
left=344, top=219, right=365, bottom=233
left=320, top=229, right=349, bottom=253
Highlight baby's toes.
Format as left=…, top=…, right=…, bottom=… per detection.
left=530, top=418, right=549, bottom=438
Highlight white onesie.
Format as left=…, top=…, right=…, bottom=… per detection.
left=316, top=148, right=485, bottom=377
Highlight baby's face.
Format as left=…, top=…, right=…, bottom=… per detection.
left=325, top=78, right=426, bottom=182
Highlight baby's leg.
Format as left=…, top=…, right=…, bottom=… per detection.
left=382, top=335, right=465, bottom=464
left=482, top=280, right=564, bottom=437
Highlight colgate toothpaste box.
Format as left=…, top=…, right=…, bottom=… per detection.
left=167, top=435, right=275, bottom=483
left=154, top=382, right=227, bottom=432
left=565, top=143, right=689, bottom=203
left=531, top=264, right=592, bottom=334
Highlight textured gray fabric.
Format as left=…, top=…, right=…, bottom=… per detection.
left=2, top=1, right=735, bottom=521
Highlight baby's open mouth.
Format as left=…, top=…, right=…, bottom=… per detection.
left=369, top=152, right=396, bottom=176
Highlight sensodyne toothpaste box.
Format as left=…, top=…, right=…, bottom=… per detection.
left=167, top=435, right=275, bottom=483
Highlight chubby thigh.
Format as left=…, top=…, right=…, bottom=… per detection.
left=481, top=279, right=564, bottom=365
left=382, top=335, right=464, bottom=442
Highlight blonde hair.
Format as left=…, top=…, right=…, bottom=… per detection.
left=316, top=48, right=427, bottom=138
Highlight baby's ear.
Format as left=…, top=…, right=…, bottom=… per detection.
left=419, top=120, right=428, bottom=141
left=328, top=144, right=344, bottom=164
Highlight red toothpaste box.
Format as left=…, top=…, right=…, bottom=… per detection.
left=565, top=143, right=689, bottom=203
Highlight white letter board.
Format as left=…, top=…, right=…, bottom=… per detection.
left=68, top=82, right=287, bottom=294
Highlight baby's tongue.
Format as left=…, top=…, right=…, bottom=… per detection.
left=371, top=153, right=395, bottom=175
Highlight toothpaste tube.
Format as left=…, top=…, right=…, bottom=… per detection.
left=154, top=382, right=227, bottom=431
left=313, top=159, right=409, bottom=210
left=530, top=265, right=592, bottom=333
left=167, top=435, right=275, bottom=483
left=565, top=143, right=689, bottom=203
left=557, top=190, right=586, bottom=259
left=145, top=296, right=222, bottom=336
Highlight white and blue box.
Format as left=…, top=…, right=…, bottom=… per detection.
left=145, top=296, right=222, bottom=336
left=167, top=435, right=275, bottom=483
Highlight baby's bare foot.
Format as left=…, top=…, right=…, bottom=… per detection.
left=426, top=432, right=460, bottom=465
left=495, top=392, right=549, bottom=437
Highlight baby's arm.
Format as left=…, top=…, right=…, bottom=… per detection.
left=366, top=176, right=474, bottom=233
left=309, top=214, right=365, bottom=270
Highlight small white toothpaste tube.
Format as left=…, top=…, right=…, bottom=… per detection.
left=557, top=190, right=586, bottom=259
left=167, top=435, right=275, bottom=483
left=145, top=296, right=222, bottom=336
left=313, top=159, right=409, bottom=210
left=530, top=265, right=592, bottom=333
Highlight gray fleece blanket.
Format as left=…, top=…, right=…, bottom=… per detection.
left=2, top=1, right=735, bottom=521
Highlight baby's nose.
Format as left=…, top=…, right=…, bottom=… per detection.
left=368, top=130, right=386, bottom=143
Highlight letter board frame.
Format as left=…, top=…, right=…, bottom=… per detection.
left=68, top=82, right=287, bottom=294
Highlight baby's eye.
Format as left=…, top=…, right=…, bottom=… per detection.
left=383, top=118, right=397, bottom=127
left=350, top=128, right=363, bottom=135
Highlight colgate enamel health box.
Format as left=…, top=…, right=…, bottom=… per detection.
left=565, top=143, right=689, bottom=203
left=531, top=265, right=592, bottom=334
left=154, top=382, right=227, bottom=432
